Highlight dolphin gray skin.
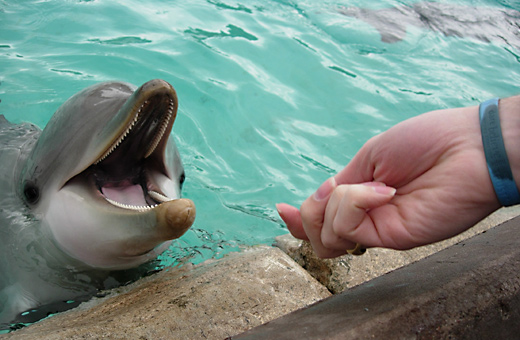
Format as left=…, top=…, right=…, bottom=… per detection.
left=0, top=79, right=196, bottom=328
left=339, top=2, right=520, bottom=49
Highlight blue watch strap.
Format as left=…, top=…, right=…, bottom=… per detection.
left=479, top=98, right=520, bottom=206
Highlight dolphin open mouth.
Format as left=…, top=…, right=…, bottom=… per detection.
left=70, top=80, right=182, bottom=212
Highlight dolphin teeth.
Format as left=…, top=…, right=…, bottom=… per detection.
left=95, top=109, right=141, bottom=164
left=148, top=190, right=173, bottom=203
left=96, top=97, right=172, bottom=164
left=104, top=196, right=157, bottom=212
left=144, top=98, right=174, bottom=159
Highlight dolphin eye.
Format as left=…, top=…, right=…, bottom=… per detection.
left=179, top=172, right=186, bottom=189
left=23, top=182, right=40, bottom=204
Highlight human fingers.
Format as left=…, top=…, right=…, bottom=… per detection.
left=320, top=182, right=388, bottom=251
left=299, top=178, right=346, bottom=258
left=276, top=178, right=347, bottom=242
left=321, top=183, right=396, bottom=251
left=276, top=203, right=308, bottom=240
left=319, top=185, right=357, bottom=251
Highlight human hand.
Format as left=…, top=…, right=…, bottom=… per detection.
left=277, top=105, right=502, bottom=258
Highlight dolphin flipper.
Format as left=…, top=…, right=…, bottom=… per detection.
left=338, top=6, right=420, bottom=43
left=339, top=2, right=520, bottom=48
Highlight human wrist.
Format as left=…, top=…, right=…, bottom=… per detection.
left=497, top=95, right=520, bottom=202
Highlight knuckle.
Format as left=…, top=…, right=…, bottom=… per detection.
left=300, top=200, right=319, bottom=226
left=332, top=218, right=348, bottom=239
left=321, top=236, right=336, bottom=249
left=329, top=186, right=344, bottom=201
left=299, top=199, right=311, bottom=216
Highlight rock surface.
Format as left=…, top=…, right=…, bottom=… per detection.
left=234, top=212, right=520, bottom=339
left=3, top=206, right=519, bottom=339
left=3, top=247, right=330, bottom=340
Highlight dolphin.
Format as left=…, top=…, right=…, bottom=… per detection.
left=0, top=79, right=196, bottom=328
left=339, top=2, right=520, bottom=49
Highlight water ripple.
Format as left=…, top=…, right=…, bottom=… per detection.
left=1, top=0, right=519, bottom=271
left=87, top=36, right=152, bottom=45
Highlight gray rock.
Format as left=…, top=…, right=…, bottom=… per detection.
left=5, top=207, right=519, bottom=339
left=3, top=246, right=330, bottom=340
left=235, top=213, right=520, bottom=339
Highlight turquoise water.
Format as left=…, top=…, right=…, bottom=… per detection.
left=1, top=0, right=520, bottom=271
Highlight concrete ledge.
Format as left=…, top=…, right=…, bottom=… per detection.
left=232, top=216, right=520, bottom=339
left=3, top=208, right=519, bottom=338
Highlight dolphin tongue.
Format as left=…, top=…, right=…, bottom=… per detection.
left=101, top=184, right=147, bottom=207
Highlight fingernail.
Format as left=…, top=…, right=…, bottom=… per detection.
left=313, top=177, right=336, bottom=201
left=275, top=203, right=283, bottom=216
left=372, top=185, right=396, bottom=196
left=361, top=181, right=387, bottom=187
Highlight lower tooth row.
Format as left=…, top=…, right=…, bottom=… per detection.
left=103, top=191, right=172, bottom=211
left=148, top=190, right=173, bottom=203
left=104, top=197, right=157, bottom=212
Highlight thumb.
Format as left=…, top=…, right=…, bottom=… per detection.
left=328, top=183, right=397, bottom=247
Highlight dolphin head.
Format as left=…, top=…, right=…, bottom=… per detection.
left=19, top=79, right=195, bottom=269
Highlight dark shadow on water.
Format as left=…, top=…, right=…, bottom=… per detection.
left=1, top=261, right=162, bottom=333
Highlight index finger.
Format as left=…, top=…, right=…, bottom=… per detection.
left=276, top=203, right=308, bottom=240
left=300, top=178, right=346, bottom=258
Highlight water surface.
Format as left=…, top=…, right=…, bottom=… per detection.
left=1, top=0, right=519, bottom=268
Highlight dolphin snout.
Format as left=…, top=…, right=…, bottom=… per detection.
left=155, top=198, right=196, bottom=239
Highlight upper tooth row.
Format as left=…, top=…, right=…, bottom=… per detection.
left=144, top=99, right=174, bottom=158
left=95, top=101, right=147, bottom=164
